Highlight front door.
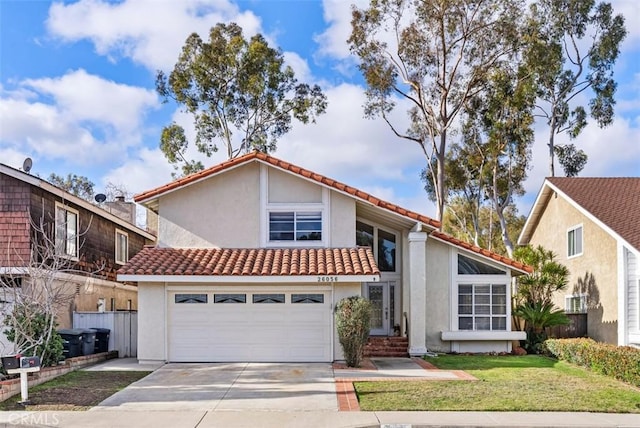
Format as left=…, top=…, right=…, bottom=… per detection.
left=367, top=282, right=394, bottom=336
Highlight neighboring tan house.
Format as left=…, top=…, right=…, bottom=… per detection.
left=519, top=177, right=640, bottom=348
left=0, top=163, right=156, bottom=354
left=119, top=152, right=529, bottom=363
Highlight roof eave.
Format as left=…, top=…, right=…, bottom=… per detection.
left=117, top=273, right=381, bottom=283
left=517, top=180, right=554, bottom=246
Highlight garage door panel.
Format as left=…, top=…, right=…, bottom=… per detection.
left=168, top=290, right=332, bottom=362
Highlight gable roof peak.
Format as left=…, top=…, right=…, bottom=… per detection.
left=521, top=176, right=640, bottom=251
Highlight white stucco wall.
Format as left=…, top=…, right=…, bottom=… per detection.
left=137, top=282, right=166, bottom=363
left=424, top=238, right=452, bottom=352
left=158, top=163, right=261, bottom=248
left=268, top=168, right=322, bottom=203
left=330, top=191, right=356, bottom=247
left=333, top=282, right=362, bottom=360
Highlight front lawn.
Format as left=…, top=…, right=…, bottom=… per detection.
left=355, top=355, right=640, bottom=412
left=0, top=370, right=150, bottom=411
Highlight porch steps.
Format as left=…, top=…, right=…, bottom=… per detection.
left=364, top=336, right=409, bottom=358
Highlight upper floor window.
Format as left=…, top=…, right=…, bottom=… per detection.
left=568, top=225, right=583, bottom=257
left=55, top=203, right=78, bottom=258
left=458, top=254, right=506, bottom=275
left=269, top=211, right=322, bottom=242
left=356, top=220, right=396, bottom=272
left=115, top=229, right=129, bottom=265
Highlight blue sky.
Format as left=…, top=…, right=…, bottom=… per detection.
left=1, top=0, right=639, bottom=220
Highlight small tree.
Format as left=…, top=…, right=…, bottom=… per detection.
left=1, top=206, right=98, bottom=367
left=513, top=245, right=570, bottom=353
left=335, top=296, right=372, bottom=368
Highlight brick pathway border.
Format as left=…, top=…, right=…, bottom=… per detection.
left=334, top=357, right=477, bottom=411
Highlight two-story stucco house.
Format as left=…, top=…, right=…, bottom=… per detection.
left=0, top=163, right=156, bottom=355
left=519, top=177, right=640, bottom=348
left=119, top=152, right=529, bottom=363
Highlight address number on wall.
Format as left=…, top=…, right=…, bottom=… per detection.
left=317, top=276, right=338, bottom=282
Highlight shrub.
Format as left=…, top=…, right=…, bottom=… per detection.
left=4, top=306, right=64, bottom=367
left=545, top=338, right=640, bottom=387
left=335, top=296, right=372, bottom=367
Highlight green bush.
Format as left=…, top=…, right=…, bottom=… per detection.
left=335, top=296, right=372, bottom=367
left=545, top=338, right=640, bottom=387
left=4, top=306, right=64, bottom=368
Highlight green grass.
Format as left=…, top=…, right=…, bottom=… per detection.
left=355, top=355, right=640, bottom=412
left=0, top=370, right=150, bottom=411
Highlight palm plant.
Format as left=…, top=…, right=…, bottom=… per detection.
left=513, top=302, right=569, bottom=353
left=513, top=245, right=571, bottom=353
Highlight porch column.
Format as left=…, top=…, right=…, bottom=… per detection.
left=408, top=231, right=428, bottom=356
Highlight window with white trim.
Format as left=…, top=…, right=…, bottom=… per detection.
left=55, top=203, right=78, bottom=258
left=565, top=294, right=587, bottom=313
left=567, top=225, right=583, bottom=257
left=269, top=211, right=322, bottom=242
left=458, top=284, right=507, bottom=331
left=115, top=229, right=128, bottom=264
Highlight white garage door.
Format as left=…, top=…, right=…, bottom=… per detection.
left=167, top=289, right=332, bottom=362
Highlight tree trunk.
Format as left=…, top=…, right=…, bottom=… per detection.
left=435, top=132, right=447, bottom=224
left=548, top=115, right=556, bottom=177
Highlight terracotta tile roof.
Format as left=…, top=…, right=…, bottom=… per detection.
left=134, top=151, right=441, bottom=229
left=117, top=247, right=380, bottom=277
left=133, top=152, right=530, bottom=273
left=431, top=231, right=533, bottom=273
left=547, top=177, right=640, bottom=251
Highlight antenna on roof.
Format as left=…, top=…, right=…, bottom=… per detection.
left=94, top=193, right=107, bottom=204
left=22, top=158, right=32, bottom=173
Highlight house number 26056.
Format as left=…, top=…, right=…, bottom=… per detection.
left=317, top=276, right=338, bottom=282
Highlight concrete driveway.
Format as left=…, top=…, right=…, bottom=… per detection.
left=92, top=362, right=338, bottom=411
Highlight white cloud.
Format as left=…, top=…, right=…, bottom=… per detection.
left=283, top=51, right=312, bottom=84
left=0, top=70, right=158, bottom=166
left=274, top=83, right=424, bottom=184
left=101, top=147, right=174, bottom=196
left=0, top=147, right=32, bottom=171
left=23, top=69, right=157, bottom=135
left=46, top=0, right=263, bottom=71
left=315, top=0, right=366, bottom=60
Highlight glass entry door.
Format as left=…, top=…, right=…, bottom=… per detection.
left=367, top=282, right=392, bottom=335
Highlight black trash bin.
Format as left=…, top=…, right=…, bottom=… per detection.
left=92, top=328, right=110, bottom=353
left=80, top=329, right=97, bottom=356
left=58, top=328, right=84, bottom=359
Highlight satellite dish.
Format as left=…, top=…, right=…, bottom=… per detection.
left=22, top=158, right=32, bottom=173
left=94, top=193, right=107, bottom=203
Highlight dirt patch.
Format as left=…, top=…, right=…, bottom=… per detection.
left=0, top=371, right=150, bottom=411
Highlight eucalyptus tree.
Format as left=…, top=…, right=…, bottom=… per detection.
left=431, top=65, right=535, bottom=257
left=48, top=173, right=94, bottom=201
left=157, top=23, right=327, bottom=177
left=524, top=0, right=626, bottom=176
left=349, top=0, right=523, bottom=222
